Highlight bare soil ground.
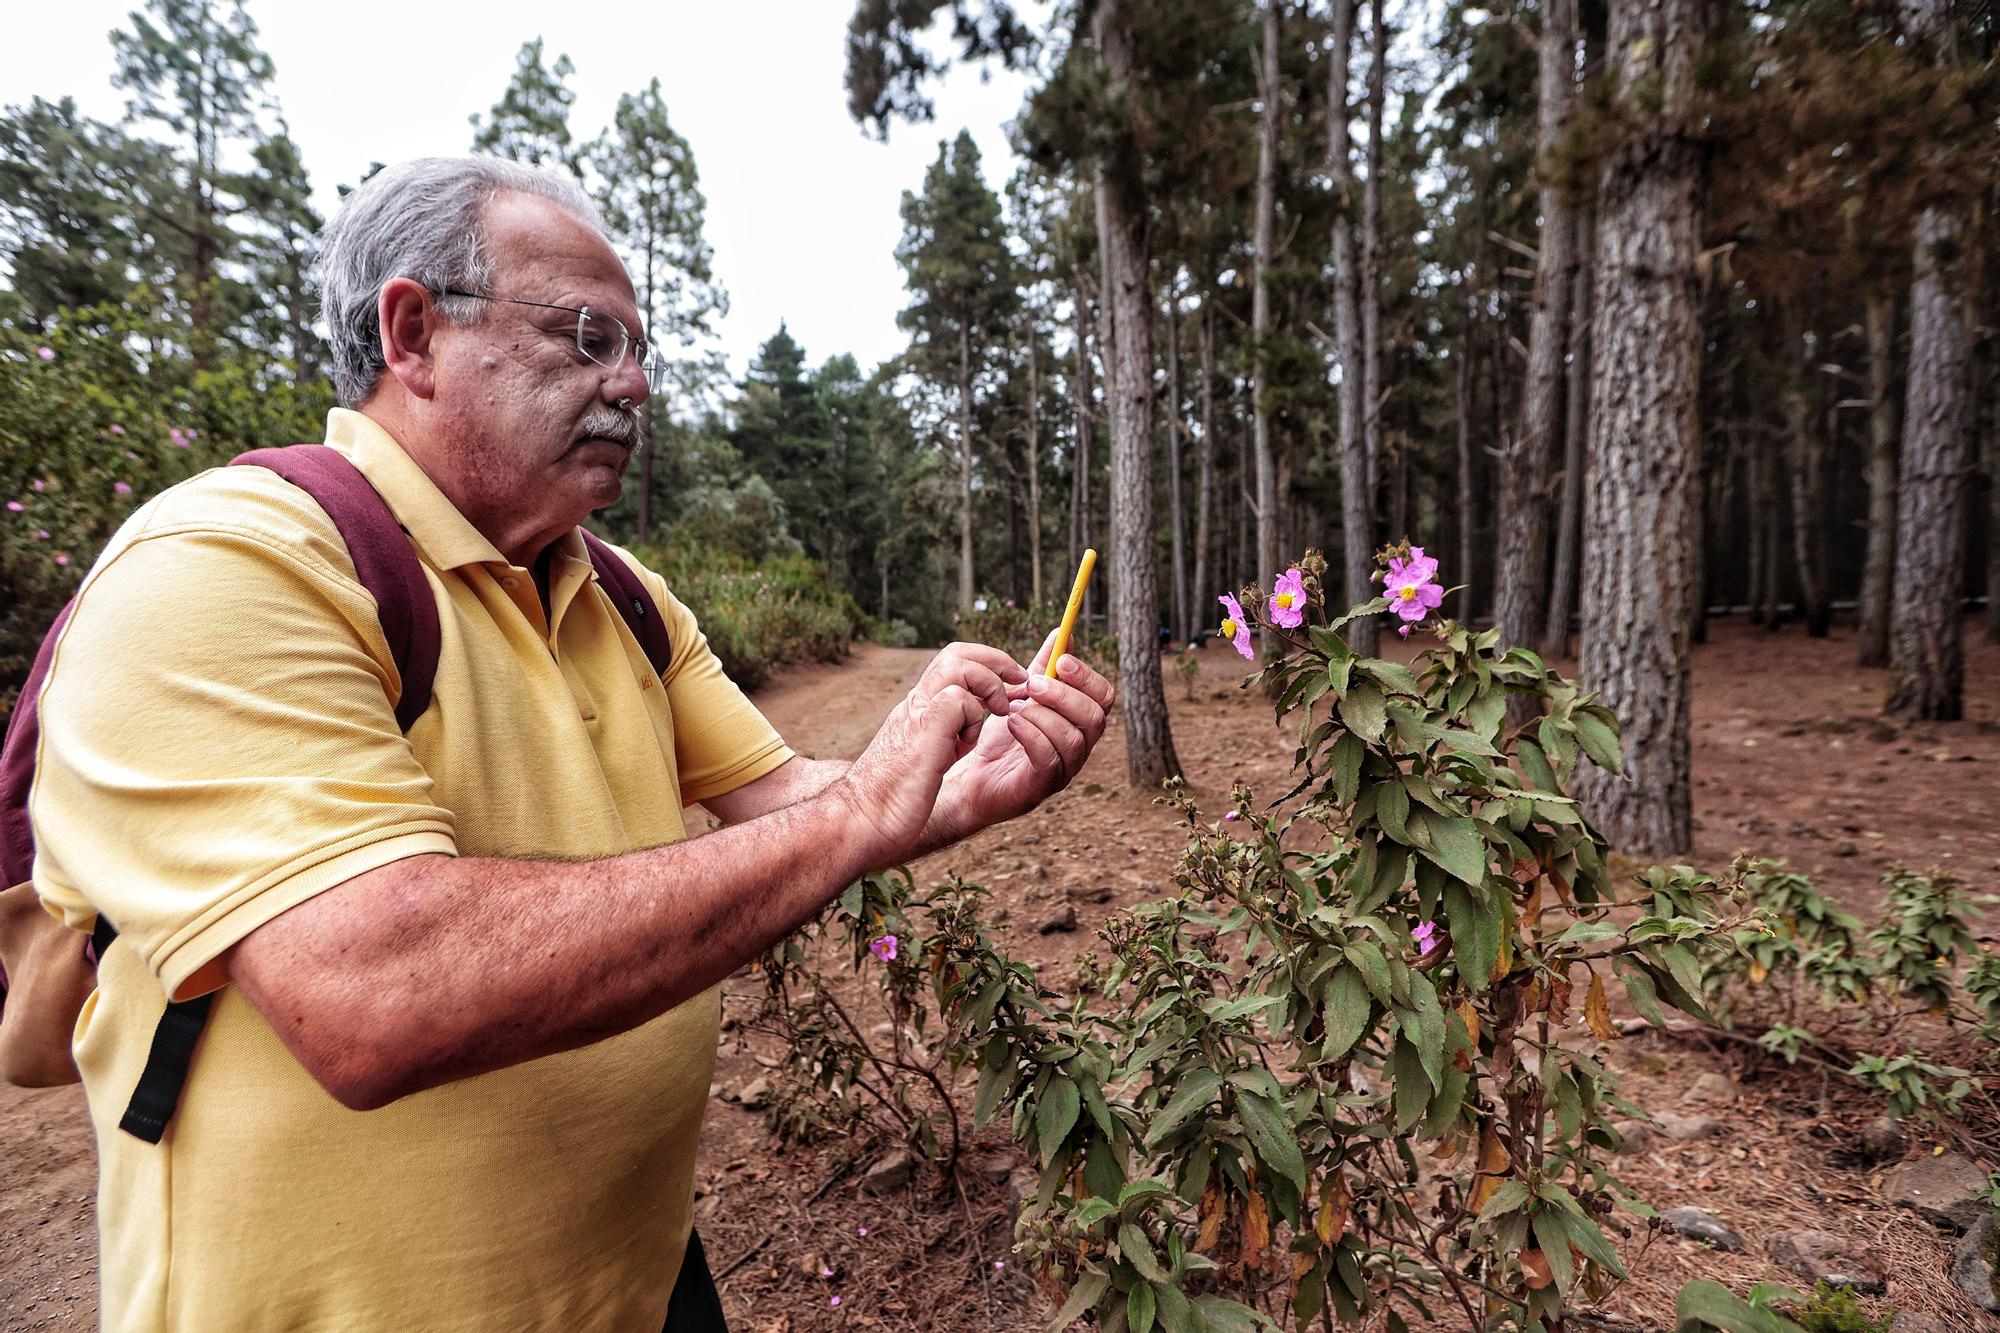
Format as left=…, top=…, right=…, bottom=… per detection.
left=4, top=618, right=1996, bottom=1331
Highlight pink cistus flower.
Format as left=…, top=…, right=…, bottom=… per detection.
left=1412, top=920, right=1438, bottom=956
left=868, top=934, right=898, bottom=964
left=5, top=500, right=22, bottom=512
left=168, top=427, right=190, bottom=448
left=108, top=423, right=125, bottom=436
left=1218, top=593, right=1254, bottom=660
left=1223, top=810, right=1241, bottom=824
left=114, top=481, right=133, bottom=495
left=36, top=346, right=54, bottom=361
left=1384, top=546, right=1444, bottom=639
left=1269, top=567, right=1308, bottom=629
left=54, top=553, right=70, bottom=566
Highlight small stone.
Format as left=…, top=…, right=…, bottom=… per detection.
left=1884, top=1152, right=1992, bottom=1231
left=1831, top=841, right=1860, bottom=858
left=1031, top=865, right=1049, bottom=881
left=732, top=1076, right=770, bottom=1110
left=1610, top=1120, right=1653, bottom=1154
left=1683, top=1073, right=1738, bottom=1107
left=1952, top=1210, right=2000, bottom=1312
left=1858, top=1117, right=1909, bottom=1162
left=1038, top=906, right=1079, bottom=935
left=1767, top=1230, right=1885, bottom=1294
left=1655, top=1112, right=1724, bottom=1141
left=860, top=1150, right=918, bottom=1195
left=1890, top=1313, right=1949, bottom=1333
left=1661, top=1206, right=1745, bottom=1252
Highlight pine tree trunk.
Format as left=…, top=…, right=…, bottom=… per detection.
left=1028, top=336, right=1044, bottom=608
left=1886, top=202, right=1975, bottom=719
left=1094, top=0, right=1182, bottom=788
left=1573, top=0, right=1712, bottom=857
left=1165, top=289, right=1190, bottom=642
left=1456, top=295, right=1480, bottom=628
left=1543, top=206, right=1595, bottom=657
left=1747, top=432, right=1768, bottom=625
left=1858, top=285, right=1899, bottom=666
left=1496, top=0, right=1580, bottom=656
left=957, top=321, right=977, bottom=616
left=1362, top=0, right=1387, bottom=517
left=1988, top=372, right=2000, bottom=643
left=1781, top=321, right=1833, bottom=637
left=1253, top=0, right=1282, bottom=648
left=1193, top=300, right=1218, bottom=640
left=1327, top=0, right=1378, bottom=652
left=1070, top=270, right=1096, bottom=625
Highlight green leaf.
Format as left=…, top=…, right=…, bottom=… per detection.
left=1321, top=967, right=1373, bottom=1060
left=1377, top=780, right=1411, bottom=843
left=1338, top=680, right=1388, bottom=743
left=1227, top=1067, right=1285, bottom=1102
left=1422, top=814, right=1488, bottom=887
left=1392, top=1038, right=1431, bottom=1132
left=1039, top=1077, right=1081, bottom=1162
left=1405, top=974, right=1447, bottom=1087
left=1082, top=1076, right=1116, bottom=1137
left=1476, top=1179, right=1533, bottom=1222
left=1346, top=940, right=1393, bottom=1004
left=1084, top=1135, right=1127, bottom=1199
left=1445, top=881, right=1503, bottom=991
left=1126, top=1279, right=1157, bottom=1333
left=1366, top=659, right=1422, bottom=696
left=1572, top=708, right=1623, bottom=773
left=1120, top=1221, right=1171, bottom=1283
left=1145, top=1070, right=1224, bottom=1147
left=1117, top=1178, right=1175, bottom=1212
left=1238, top=1091, right=1309, bottom=1189
left=1046, top=1269, right=1110, bottom=1331
left=1329, top=733, right=1364, bottom=808
left=1619, top=962, right=1668, bottom=1027
left=1203, top=993, right=1287, bottom=1024
left=1421, top=1064, right=1471, bottom=1138
left=1188, top=1295, right=1265, bottom=1332
left=1532, top=1210, right=1576, bottom=1292
left=1517, top=738, right=1559, bottom=793
left=1468, top=686, right=1507, bottom=741
left=1152, top=1282, right=1194, bottom=1333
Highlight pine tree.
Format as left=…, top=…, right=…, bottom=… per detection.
left=470, top=39, right=582, bottom=177
left=895, top=131, right=1018, bottom=615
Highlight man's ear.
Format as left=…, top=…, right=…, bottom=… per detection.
left=377, top=277, right=440, bottom=401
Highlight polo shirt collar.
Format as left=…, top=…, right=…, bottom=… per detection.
left=322, top=408, right=592, bottom=576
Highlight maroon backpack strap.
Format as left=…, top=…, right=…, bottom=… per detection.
left=578, top=529, right=673, bottom=680
left=1, top=601, right=78, bottom=894
left=230, top=446, right=440, bottom=733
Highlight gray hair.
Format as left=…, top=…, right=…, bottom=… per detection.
left=314, top=156, right=607, bottom=407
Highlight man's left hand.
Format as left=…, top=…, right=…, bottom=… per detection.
left=924, top=630, right=1115, bottom=848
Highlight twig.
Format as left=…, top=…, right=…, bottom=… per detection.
left=715, top=1163, right=852, bottom=1281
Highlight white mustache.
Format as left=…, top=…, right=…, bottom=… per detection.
left=576, top=407, right=640, bottom=448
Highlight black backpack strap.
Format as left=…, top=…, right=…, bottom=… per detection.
left=578, top=529, right=673, bottom=679
left=117, top=992, right=215, bottom=1144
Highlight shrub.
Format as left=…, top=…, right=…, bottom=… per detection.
left=627, top=545, right=865, bottom=689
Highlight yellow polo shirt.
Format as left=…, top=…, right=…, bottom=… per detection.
left=29, top=408, right=794, bottom=1331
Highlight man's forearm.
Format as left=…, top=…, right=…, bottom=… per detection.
left=231, top=781, right=886, bottom=1110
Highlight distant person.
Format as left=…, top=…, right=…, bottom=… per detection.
left=26, top=156, right=1112, bottom=1332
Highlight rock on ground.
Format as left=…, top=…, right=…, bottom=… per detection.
left=1952, top=1211, right=2000, bottom=1313
left=1654, top=1112, right=1724, bottom=1141
left=1660, top=1206, right=1745, bottom=1252
left=1767, top=1230, right=1886, bottom=1294
left=1682, top=1072, right=1738, bottom=1107
left=1883, top=1152, right=1992, bottom=1231
left=859, top=1150, right=917, bottom=1195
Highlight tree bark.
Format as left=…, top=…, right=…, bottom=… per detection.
left=957, top=320, right=977, bottom=616
left=1327, top=0, right=1377, bottom=651
left=1886, top=204, right=1975, bottom=718
left=1543, top=205, right=1595, bottom=658
left=1165, top=286, right=1190, bottom=642
left=1573, top=0, right=1712, bottom=857
left=1362, top=0, right=1387, bottom=520
left=1027, top=334, right=1044, bottom=608
left=1497, top=0, right=1581, bottom=656
left=1858, top=285, right=1899, bottom=666
left=1194, top=298, right=1218, bottom=640
left=1069, top=266, right=1096, bottom=626
left=1456, top=292, right=1480, bottom=629
left=1780, top=317, right=1833, bottom=637
left=1094, top=0, right=1182, bottom=787
left=1253, top=0, right=1282, bottom=651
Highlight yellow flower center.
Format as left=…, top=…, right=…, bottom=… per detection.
left=1398, top=585, right=1418, bottom=601
left=1274, top=593, right=1294, bottom=610
left=1220, top=618, right=1239, bottom=638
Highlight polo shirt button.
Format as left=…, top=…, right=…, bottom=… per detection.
left=503, top=576, right=519, bottom=590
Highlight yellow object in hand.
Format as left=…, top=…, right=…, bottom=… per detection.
left=1047, top=548, right=1098, bottom=678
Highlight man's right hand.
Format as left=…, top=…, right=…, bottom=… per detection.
left=831, top=643, right=1027, bottom=869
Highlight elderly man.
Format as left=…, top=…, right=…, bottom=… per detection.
left=28, top=157, right=1112, bottom=1331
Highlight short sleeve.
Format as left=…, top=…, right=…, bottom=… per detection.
left=30, top=515, right=457, bottom=1002
left=611, top=555, right=794, bottom=805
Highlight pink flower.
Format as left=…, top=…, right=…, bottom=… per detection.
left=31, top=479, right=45, bottom=490
left=856, top=1226, right=869, bottom=1237
left=1269, top=567, right=1307, bottom=629
left=869, top=934, right=898, bottom=963
left=1384, top=546, right=1444, bottom=631
left=114, top=481, right=132, bottom=495
left=993, top=1260, right=1006, bottom=1270
left=5, top=501, right=22, bottom=512
left=54, top=553, right=70, bottom=566
left=830, top=1295, right=841, bottom=1308
left=108, top=423, right=125, bottom=436
left=819, top=1264, right=835, bottom=1278
left=35, top=346, right=54, bottom=361
left=1223, top=810, right=1241, bottom=823
left=1412, top=920, right=1438, bottom=956
left=1218, top=593, right=1253, bottom=660
left=33, top=529, right=49, bottom=540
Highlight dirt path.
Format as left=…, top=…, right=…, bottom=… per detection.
left=5, top=625, right=1996, bottom=1328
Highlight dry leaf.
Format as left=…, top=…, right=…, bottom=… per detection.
left=1196, top=1181, right=1224, bottom=1252
left=1469, top=1123, right=1510, bottom=1211
left=1585, top=973, right=1618, bottom=1041
left=1749, top=960, right=1769, bottom=985
left=1459, top=1000, right=1482, bottom=1052
left=1316, top=1171, right=1350, bottom=1245
left=1522, top=1248, right=1554, bottom=1290
left=1243, top=1190, right=1270, bottom=1269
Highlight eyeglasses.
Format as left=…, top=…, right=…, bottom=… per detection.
left=439, top=288, right=667, bottom=394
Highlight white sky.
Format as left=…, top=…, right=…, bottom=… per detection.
left=0, top=1, right=1043, bottom=380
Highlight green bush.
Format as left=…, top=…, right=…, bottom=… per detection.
left=626, top=544, right=864, bottom=689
